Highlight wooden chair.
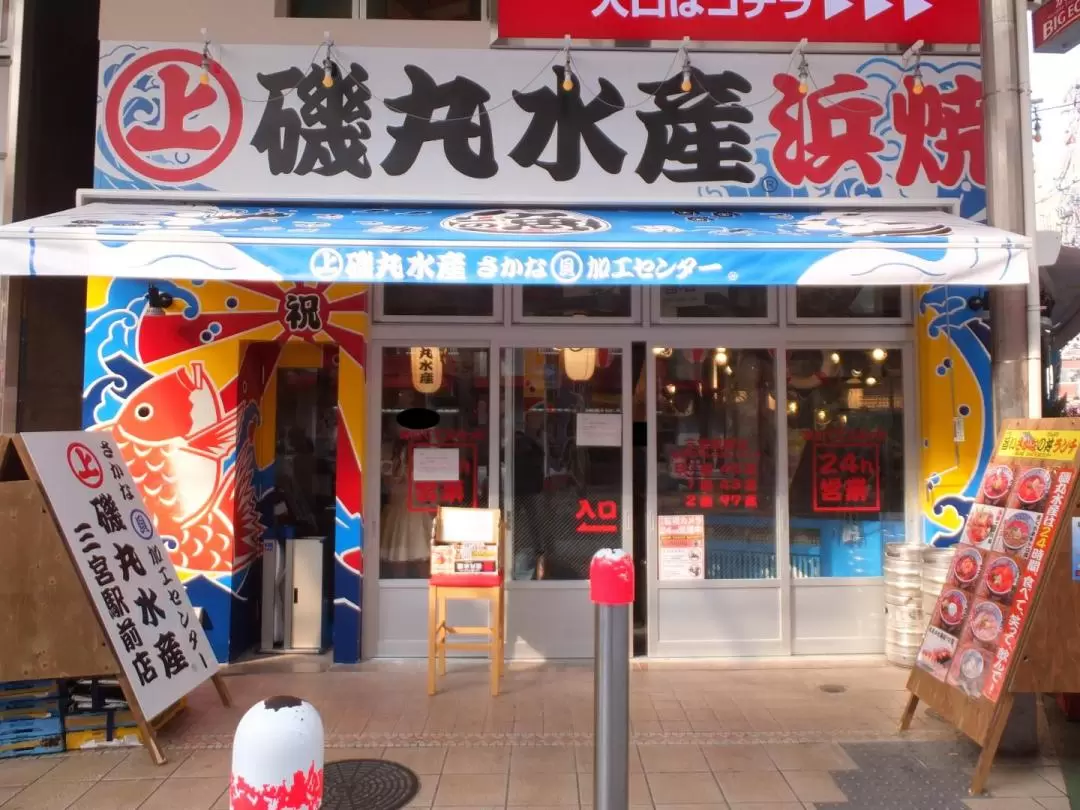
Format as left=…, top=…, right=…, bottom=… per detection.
left=427, top=507, right=505, bottom=697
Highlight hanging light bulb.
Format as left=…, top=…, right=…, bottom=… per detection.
left=912, top=69, right=924, bottom=96
left=787, top=400, right=799, bottom=415
left=199, top=48, right=210, bottom=85
left=797, top=58, right=809, bottom=95
left=322, top=57, right=335, bottom=89
left=871, top=348, right=887, bottom=362
left=679, top=37, right=693, bottom=92
left=816, top=409, right=828, bottom=424
left=714, top=348, right=729, bottom=366
left=664, top=383, right=677, bottom=396
left=561, top=35, right=574, bottom=92
left=865, top=376, right=878, bottom=387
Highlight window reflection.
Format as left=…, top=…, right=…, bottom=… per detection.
left=379, top=347, right=489, bottom=579
left=795, top=287, right=903, bottom=319
left=520, top=287, right=632, bottom=318
left=786, top=349, right=905, bottom=577
left=381, top=284, right=494, bottom=318
left=655, top=349, right=777, bottom=580
left=505, top=348, right=623, bottom=580
left=658, top=286, right=769, bottom=319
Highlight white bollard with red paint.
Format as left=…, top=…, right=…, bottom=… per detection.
left=230, top=696, right=324, bottom=810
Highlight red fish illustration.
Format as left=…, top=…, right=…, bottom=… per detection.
left=110, top=362, right=246, bottom=573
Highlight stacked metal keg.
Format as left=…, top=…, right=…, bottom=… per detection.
left=921, top=545, right=957, bottom=625
left=884, top=543, right=924, bottom=667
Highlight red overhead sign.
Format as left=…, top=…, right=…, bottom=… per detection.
left=1034, top=0, right=1080, bottom=53
left=497, top=0, right=981, bottom=44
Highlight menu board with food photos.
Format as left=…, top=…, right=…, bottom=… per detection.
left=915, top=427, right=1080, bottom=702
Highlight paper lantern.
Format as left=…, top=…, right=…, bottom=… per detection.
left=562, top=348, right=597, bottom=382
left=410, top=347, right=443, bottom=394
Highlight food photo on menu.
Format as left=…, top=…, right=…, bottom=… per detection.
left=962, top=504, right=1004, bottom=549
left=994, top=509, right=1041, bottom=558
left=1008, top=466, right=1053, bottom=511
left=916, top=625, right=958, bottom=679
left=947, top=644, right=993, bottom=699
left=950, top=545, right=985, bottom=590
left=980, top=463, right=1014, bottom=506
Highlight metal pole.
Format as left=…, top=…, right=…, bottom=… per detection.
left=590, top=548, right=634, bottom=810
left=594, top=603, right=630, bottom=810
left=981, top=0, right=1040, bottom=757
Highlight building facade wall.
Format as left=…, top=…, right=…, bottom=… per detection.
left=80, top=18, right=998, bottom=658
left=82, top=278, right=368, bottom=663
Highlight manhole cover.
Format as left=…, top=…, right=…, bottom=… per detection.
left=322, top=759, right=420, bottom=810
left=819, top=684, right=847, bottom=694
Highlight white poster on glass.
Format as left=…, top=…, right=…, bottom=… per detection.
left=412, top=447, right=460, bottom=481
left=659, top=514, right=706, bottom=581
left=576, top=412, right=622, bottom=447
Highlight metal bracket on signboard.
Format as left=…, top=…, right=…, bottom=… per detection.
left=901, top=39, right=925, bottom=68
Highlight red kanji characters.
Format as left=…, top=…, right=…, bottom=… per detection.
left=576, top=499, right=618, bottom=533
left=126, top=65, right=225, bottom=153
left=892, top=74, right=984, bottom=188
left=818, top=477, right=844, bottom=504
left=769, top=73, right=885, bottom=186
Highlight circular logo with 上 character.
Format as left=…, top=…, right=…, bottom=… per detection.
left=441, top=209, right=611, bottom=236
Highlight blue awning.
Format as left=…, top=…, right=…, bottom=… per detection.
left=0, top=202, right=1030, bottom=287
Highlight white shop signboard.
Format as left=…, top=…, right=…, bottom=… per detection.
left=94, top=42, right=986, bottom=212
left=20, top=431, right=219, bottom=721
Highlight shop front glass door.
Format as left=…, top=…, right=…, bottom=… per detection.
left=502, top=346, right=628, bottom=658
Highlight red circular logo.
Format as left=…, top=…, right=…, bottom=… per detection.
left=104, top=48, right=243, bottom=184
left=66, top=443, right=103, bottom=489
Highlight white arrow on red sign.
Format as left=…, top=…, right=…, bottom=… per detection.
left=864, top=0, right=892, bottom=19
left=903, top=0, right=932, bottom=20
left=824, top=0, right=854, bottom=19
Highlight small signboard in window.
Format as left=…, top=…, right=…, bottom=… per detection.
left=811, top=443, right=881, bottom=513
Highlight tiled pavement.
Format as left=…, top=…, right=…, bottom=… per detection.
left=0, top=657, right=1070, bottom=809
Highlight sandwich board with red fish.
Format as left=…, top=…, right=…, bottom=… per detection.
left=0, top=432, right=232, bottom=765
left=902, top=418, right=1080, bottom=795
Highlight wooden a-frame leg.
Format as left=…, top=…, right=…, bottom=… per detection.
left=899, top=693, right=920, bottom=732
left=970, top=695, right=1015, bottom=796
left=118, top=675, right=167, bottom=765
left=427, top=584, right=438, bottom=696
left=211, top=673, right=232, bottom=707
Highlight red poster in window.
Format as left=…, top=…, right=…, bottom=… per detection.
left=497, top=0, right=980, bottom=46
left=671, top=438, right=761, bottom=511
left=812, top=443, right=881, bottom=512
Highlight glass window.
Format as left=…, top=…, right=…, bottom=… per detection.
left=378, top=347, right=490, bottom=579
left=785, top=348, right=905, bottom=578
left=366, top=0, right=481, bottom=18
left=655, top=348, right=777, bottom=580
left=519, top=287, right=633, bottom=319
left=794, top=287, right=904, bottom=319
left=286, top=0, right=353, bottom=17
left=504, top=348, right=623, bottom=580
left=657, top=286, right=770, bottom=319
left=380, top=284, right=495, bottom=319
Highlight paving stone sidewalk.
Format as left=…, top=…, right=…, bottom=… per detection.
left=0, top=658, right=1069, bottom=809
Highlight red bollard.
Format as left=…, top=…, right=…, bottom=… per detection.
left=590, top=549, right=634, bottom=810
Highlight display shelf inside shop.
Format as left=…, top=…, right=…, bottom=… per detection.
left=62, top=678, right=187, bottom=751
left=0, top=680, right=65, bottom=760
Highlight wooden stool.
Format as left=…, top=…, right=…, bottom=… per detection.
left=427, top=572, right=505, bottom=696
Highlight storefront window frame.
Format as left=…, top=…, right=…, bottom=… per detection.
left=373, top=283, right=504, bottom=324
left=643, top=326, right=918, bottom=658
left=512, top=286, right=643, bottom=324
left=362, top=337, right=501, bottom=657
left=785, top=286, right=914, bottom=325
left=649, top=286, right=778, bottom=325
